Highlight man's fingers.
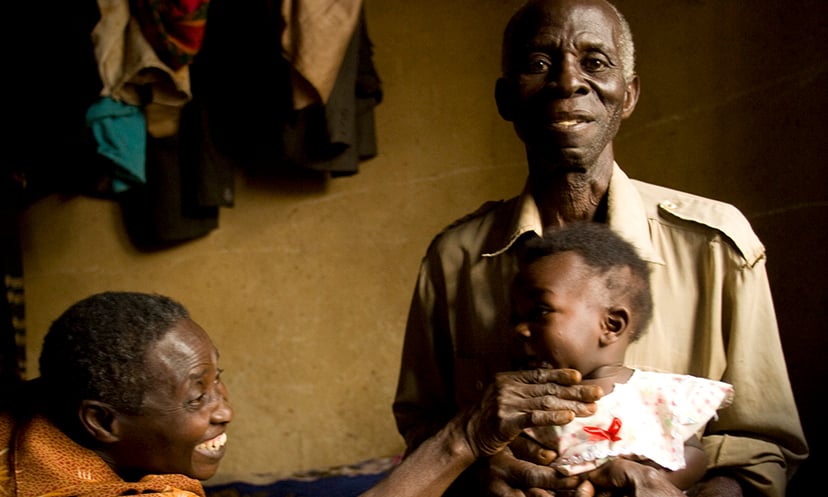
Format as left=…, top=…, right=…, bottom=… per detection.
left=511, top=433, right=557, bottom=465
left=486, top=479, right=530, bottom=497
left=513, top=395, right=598, bottom=434
left=523, top=367, right=582, bottom=385
left=532, top=382, right=604, bottom=403
left=524, top=489, right=556, bottom=497
left=585, top=458, right=685, bottom=496
left=495, top=369, right=604, bottom=404
left=532, top=397, right=598, bottom=418
left=484, top=450, right=531, bottom=497
left=501, top=454, right=581, bottom=490
left=574, top=480, right=596, bottom=497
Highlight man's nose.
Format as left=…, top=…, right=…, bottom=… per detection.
left=548, top=56, right=588, bottom=96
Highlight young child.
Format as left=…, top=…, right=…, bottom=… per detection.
left=510, top=222, right=734, bottom=491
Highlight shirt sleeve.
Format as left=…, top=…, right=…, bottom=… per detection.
left=702, top=253, right=808, bottom=497
left=624, top=181, right=809, bottom=497
left=393, top=252, right=456, bottom=453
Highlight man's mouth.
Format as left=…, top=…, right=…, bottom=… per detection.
left=196, top=432, right=227, bottom=453
left=548, top=117, right=590, bottom=130
left=545, top=109, right=593, bottom=129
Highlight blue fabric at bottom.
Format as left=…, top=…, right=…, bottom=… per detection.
left=204, top=471, right=389, bottom=497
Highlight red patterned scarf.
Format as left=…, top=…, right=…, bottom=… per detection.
left=131, top=0, right=210, bottom=69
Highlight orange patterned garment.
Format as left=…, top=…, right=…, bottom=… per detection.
left=0, top=412, right=206, bottom=497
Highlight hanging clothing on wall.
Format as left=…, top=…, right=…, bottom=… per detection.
left=89, top=0, right=234, bottom=249
left=92, top=0, right=195, bottom=138
left=132, top=0, right=210, bottom=70
left=194, top=0, right=382, bottom=177
left=85, top=96, right=148, bottom=193
left=119, top=95, right=232, bottom=251
left=282, top=7, right=383, bottom=176
left=281, top=0, right=363, bottom=110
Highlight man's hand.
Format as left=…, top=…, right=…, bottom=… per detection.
left=468, top=369, right=604, bottom=497
left=479, top=446, right=697, bottom=497
left=464, top=368, right=602, bottom=459
left=479, top=446, right=589, bottom=497
left=584, top=458, right=686, bottom=497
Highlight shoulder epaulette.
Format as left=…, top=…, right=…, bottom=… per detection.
left=437, top=200, right=504, bottom=236
left=655, top=191, right=765, bottom=266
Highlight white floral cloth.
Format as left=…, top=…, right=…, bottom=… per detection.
left=523, top=369, right=734, bottom=475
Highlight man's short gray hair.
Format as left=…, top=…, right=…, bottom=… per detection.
left=607, top=1, right=636, bottom=82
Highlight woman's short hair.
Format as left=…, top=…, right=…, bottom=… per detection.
left=38, top=291, right=190, bottom=422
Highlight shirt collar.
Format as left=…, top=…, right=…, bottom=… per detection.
left=605, top=165, right=663, bottom=265
left=483, top=163, right=663, bottom=265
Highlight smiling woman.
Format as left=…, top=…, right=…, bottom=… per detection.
left=0, top=291, right=234, bottom=495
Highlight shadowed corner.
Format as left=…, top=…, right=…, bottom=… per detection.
left=750, top=201, right=828, bottom=495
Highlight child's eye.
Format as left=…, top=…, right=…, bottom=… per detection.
left=528, top=305, right=552, bottom=321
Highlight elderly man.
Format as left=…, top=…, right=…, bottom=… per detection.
left=393, top=1, right=808, bottom=496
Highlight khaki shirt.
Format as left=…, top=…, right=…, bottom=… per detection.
left=393, top=164, right=808, bottom=497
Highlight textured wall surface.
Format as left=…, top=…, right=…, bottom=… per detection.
left=18, top=0, right=825, bottom=490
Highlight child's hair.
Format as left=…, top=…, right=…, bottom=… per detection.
left=520, top=222, right=653, bottom=341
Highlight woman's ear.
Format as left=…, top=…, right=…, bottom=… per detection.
left=600, top=306, right=630, bottom=346
left=79, top=400, right=121, bottom=443
left=495, top=77, right=517, bottom=122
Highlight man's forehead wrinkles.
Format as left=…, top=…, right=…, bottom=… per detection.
left=525, top=34, right=614, bottom=55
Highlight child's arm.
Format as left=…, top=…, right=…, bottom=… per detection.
left=665, top=434, right=707, bottom=490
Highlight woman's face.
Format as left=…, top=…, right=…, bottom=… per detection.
left=111, top=318, right=234, bottom=480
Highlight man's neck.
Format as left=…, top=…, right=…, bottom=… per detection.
left=529, top=165, right=612, bottom=229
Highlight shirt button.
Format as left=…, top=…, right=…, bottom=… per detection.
left=660, top=200, right=678, bottom=210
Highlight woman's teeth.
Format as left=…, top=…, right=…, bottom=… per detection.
left=196, top=432, right=227, bottom=452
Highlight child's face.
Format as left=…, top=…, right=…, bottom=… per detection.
left=511, top=250, right=610, bottom=373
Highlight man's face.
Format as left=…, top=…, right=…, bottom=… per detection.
left=112, top=318, right=234, bottom=480
left=497, top=0, right=638, bottom=170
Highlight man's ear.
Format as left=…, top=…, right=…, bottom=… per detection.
left=79, top=400, right=121, bottom=443
left=495, top=77, right=517, bottom=122
left=621, top=75, right=640, bottom=120
left=600, top=306, right=630, bottom=345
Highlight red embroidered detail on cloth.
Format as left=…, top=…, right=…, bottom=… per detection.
left=583, top=417, right=622, bottom=442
